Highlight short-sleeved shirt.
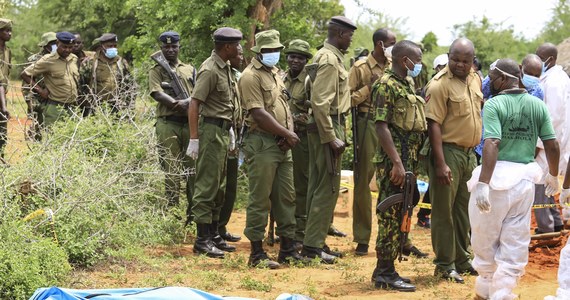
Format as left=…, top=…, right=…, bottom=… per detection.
left=149, top=59, right=195, bottom=117
left=23, top=52, right=79, bottom=104
left=348, top=53, right=391, bottom=110
left=311, top=41, right=351, bottom=144
left=424, top=65, right=483, bottom=147
left=483, top=91, right=555, bottom=163
left=373, top=69, right=426, bottom=165
left=0, top=46, right=10, bottom=88
left=239, top=57, right=293, bottom=133
left=192, top=51, right=234, bottom=121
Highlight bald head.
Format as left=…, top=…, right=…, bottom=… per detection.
left=447, top=37, right=475, bottom=80
left=521, top=54, right=543, bottom=78
left=537, top=43, right=558, bottom=60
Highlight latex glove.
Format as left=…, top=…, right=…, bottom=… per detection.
left=473, top=182, right=491, bottom=213
left=229, top=127, right=236, bottom=151
left=544, top=173, right=560, bottom=197
left=560, top=188, right=570, bottom=206
left=186, top=139, right=199, bottom=160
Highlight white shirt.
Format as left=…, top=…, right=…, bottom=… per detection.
left=536, top=64, right=570, bottom=177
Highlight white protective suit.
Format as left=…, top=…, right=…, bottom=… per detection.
left=468, top=161, right=544, bottom=300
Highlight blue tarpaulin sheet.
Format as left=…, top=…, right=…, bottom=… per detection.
left=29, top=286, right=258, bottom=300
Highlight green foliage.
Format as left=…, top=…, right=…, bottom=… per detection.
left=541, top=0, right=570, bottom=44
left=0, top=215, right=71, bottom=299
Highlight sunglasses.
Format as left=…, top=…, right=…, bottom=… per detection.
left=490, top=59, right=518, bottom=79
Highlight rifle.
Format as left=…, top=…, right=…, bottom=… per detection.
left=376, top=171, right=415, bottom=262
left=324, top=143, right=340, bottom=194
left=351, top=106, right=359, bottom=181
left=267, top=208, right=276, bottom=246
left=150, top=51, right=191, bottom=100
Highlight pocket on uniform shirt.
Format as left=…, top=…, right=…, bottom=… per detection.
left=448, top=94, right=470, bottom=117
left=50, top=71, right=65, bottom=78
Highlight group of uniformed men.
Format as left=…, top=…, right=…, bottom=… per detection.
left=3, top=12, right=566, bottom=295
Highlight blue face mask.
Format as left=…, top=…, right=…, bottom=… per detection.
left=104, top=47, right=118, bottom=59
left=406, top=57, right=422, bottom=78
left=521, top=72, right=540, bottom=89
left=51, top=44, right=57, bottom=54
left=260, top=52, right=280, bottom=67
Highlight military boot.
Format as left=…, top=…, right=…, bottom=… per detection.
left=371, top=251, right=411, bottom=283
left=374, top=259, right=415, bottom=292
left=300, top=245, right=337, bottom=264
left=277, top=236, right=307, bottom=264
left=248, top=241, right=280, bottom=269
left=193, top=223, right=224, bottom=258
left=210, top=221, right=236, bottom=252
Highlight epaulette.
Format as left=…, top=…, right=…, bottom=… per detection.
left=432, top=69, right=447, bottom=80
left=353, top=59, right=367, bottom=68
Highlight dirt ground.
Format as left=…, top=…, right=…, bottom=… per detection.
left=4, top=90, right=564, bottom=299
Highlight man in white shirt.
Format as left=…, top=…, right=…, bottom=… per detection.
left=534, top=42, right=570, bottom=234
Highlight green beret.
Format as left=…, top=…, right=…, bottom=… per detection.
left=251, top=30, right=284, bottom=53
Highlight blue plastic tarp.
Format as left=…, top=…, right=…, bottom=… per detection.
left=29, top=286, right=258, bottom=300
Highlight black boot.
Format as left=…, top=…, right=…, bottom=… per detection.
left=323, top=244, right=344, bottom=258
left=193, top=223, right=224, bottom=258
left=210, top=221, right=236, bottom=252
left=300, top=245, right=337, bottom=264
left=277, top=236, right=306, bottom=264
left=373, top=259, right=415, bottom=292
left=371, top=252, right=411, bottom=283
left=248, top=241, right=280, bottom=269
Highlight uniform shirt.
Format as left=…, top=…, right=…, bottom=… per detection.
left=536, top=64, right=570, bottom=175
left=239, top=57, right=293, bottom=134
left=373, top=69, right=426, bottom=165
left=23, top=52, right=79, bottom=104
left=283, top=68, right=310, bottom=130
left=311, top=41, right=350, bottom=144
left=483, top=91, right=555, bottom=164
left=22, top=52, right=46, bottom=99
left=192, top=51, right=234, bottom=121
left=0, top=45, right=10, bottom=87
left=81, top=53, right=132, bottom=102
left=424, top=65, right=483, bottom=148
left=149, top=59, right=195, bottom=117
left=348, top=53, right=390, bottom=111
left=231, top=68, right=243, bottom=128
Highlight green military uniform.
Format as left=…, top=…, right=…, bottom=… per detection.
left=304, top=40, right=351, bottom=250
left=283, top=65, right=310, bottom=242
left=80, top=52, right=135, bottom=114
left=23, top=51, right=79, bottom=127
left=191, top=51, right=235, bottom=225
left=372, top=69, right=426, bottom=259
left=240, top=56, right=296, bottom=242
left=0, top=30, right=10, bottom=156
left=149, top=57, right=195, bottom=208
left=348, top=53, right=390, bottom=246
left=424, top=65, right=483, bottom=273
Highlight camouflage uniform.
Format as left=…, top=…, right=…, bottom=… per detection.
left=22, top=52, right=46, bottom=140
left=373, top=69, right=426, bottom=260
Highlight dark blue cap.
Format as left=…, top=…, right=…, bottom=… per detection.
left=56, top=31, right=75, bottom=44
left=159, top=31, right=180, bottom=44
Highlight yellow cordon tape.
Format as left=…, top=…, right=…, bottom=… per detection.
left=23, top=208, right=59, bottom=245
left=340, top=182, right=562, bottom=210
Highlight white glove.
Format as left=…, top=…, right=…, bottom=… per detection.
left=186, top=139, right=199, bottom=160
left=229, top=127, right=236, bottom=151
left=545, top=173, right=560, bottom=197
left=473, top=182, right=491, bottom=213
left=560, top=188, right=570, bottom=206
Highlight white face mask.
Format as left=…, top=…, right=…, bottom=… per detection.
left=381, top=41, right=393, bottom=58
left=51, top=44, right=57, bottom=53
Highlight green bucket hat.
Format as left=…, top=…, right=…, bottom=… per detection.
left=38, top=32, right=57, bottom=47
left=0, top=18, right=12, bottom=30
left=251, top=30, right=284, bottom=53
left=284, top=39, right=312, bottom=59
left=353, top=47, right=368, bottom=57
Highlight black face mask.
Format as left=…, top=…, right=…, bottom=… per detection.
left=489, top=76, right=502, bottom=97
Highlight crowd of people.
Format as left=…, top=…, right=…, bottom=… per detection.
left=0, top=13, right=569, bottom=299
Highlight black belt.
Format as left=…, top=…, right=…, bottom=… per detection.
left=162, top=115, right=188, bottom=123
left=443, top=143, right=474, bottom=153
left=203, top=116, right=232, bottom=130
left=357, top=111, right=374, bottom=120
left=46, top=99, right=74, bottom=108
left=330, top=113, right=346, bottom=124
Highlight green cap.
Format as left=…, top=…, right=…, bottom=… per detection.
left=0, top=18, right=12, bottom=30
left=284, top=39, right=312, bottom=59
left=354, top=47, right=368, bottom=57
left=251, top=30, right=284, bottom=53
left=38, top=32, right=57, bottom=47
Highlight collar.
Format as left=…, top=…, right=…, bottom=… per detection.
left=212, top=51, right=229, bottom=69
left=499, top=88, right=527, bottom=95
left=53, top=52, right=76, bottom=62
left=323, top=41, right=345, bottom=62
left=285, top=68, right=307, bottom=82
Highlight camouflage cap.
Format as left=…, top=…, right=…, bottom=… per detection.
left=159, top=31, right=180, bottom=44
left=213, top=27, right=243, bottom=43
left=90, top=38, right=100, bottom=50
left=56, top=31, right=75, bottom=44
left=284, top=39, right=312, bottom=59
left=98, top=33, right=118, bottom=43
left=329, top=16, right=357, bottom=31
left=353, top=47, right=368, bottom=57
left=38, top=32, right=57, bottom=47
left=0, top=18, right=12, bottom=30
left=251, top=30, right=284, bottom=53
